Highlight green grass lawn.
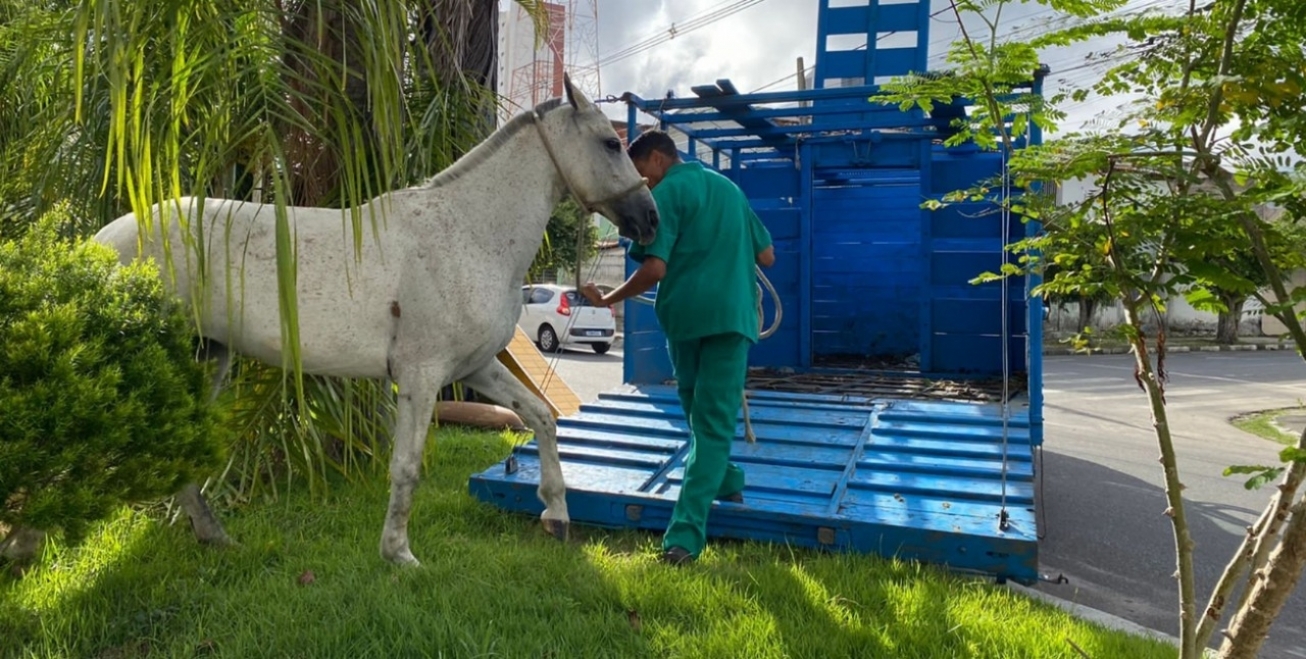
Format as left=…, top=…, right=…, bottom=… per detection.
left=1232, top=408, right=1302, bottom=446
left=2, top=428, right=1175, bottom=659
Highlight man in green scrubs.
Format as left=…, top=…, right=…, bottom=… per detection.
left=581, top=130, right=775, bottom=565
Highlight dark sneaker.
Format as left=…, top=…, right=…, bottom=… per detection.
left=661, top=546, right=694, bottom=566
left=718, top=492, right=744, bottom=504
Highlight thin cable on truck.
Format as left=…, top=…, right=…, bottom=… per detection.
left=503, top=207, right=609, bottom=474
left=538, top=216, right=607, bottom=399
left=998, top=139, right=1013, bottom=533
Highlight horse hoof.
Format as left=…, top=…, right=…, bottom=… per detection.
left=542, top=518, right=569, bottom=542
left=193, top=528, right=238, bottom=549
left=382, top=550, right=421, bottom=568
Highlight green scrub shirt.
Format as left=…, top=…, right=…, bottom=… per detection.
left=628, top=160, right=774, bottom=558
left=628, top=161, right=773, bottom=343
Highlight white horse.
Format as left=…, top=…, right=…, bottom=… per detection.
left=94, top=75, right=659, bottom=566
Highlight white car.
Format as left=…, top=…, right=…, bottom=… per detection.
left=519, top=284, right=616, bottom=354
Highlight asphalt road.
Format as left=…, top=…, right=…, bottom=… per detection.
left=542, top=346, right=629, bottom=404
left=1036, top=352, right=1306, bottom=658
left=549, top=348, right=1306, bottom=657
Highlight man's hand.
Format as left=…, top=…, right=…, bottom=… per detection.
left=580, top=282, right=607, bottom=307
left=592, top=257, right=664, bottom=309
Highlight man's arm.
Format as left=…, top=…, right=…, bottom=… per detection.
left=585, top=257, right=665, bottom=308
left=583, top=186, right=678, bottom=308
left=756, top=245, right=775, bottom=268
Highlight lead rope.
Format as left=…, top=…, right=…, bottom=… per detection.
left=997, top=144, right=1013, bottom=533
left=629, top=264, right=782, bottom=445
left=742, top=270, right=783, bottom=442
left=627, top=264, right=780, bottom=338
left=506, top=112, right=649, bottom=475
left=530, top=110, right=646, bottom=402
left=507, top=243, right=607, bottom=475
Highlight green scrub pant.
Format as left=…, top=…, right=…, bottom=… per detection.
left=663, top=331, right=751, bottom=557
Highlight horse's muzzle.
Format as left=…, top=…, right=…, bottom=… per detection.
left=637, top=208, right=659, bottom=245
left=607, top=189, right=659, bottom=246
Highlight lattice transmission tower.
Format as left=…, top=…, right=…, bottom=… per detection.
left=497, top=0, right=601, bottom=126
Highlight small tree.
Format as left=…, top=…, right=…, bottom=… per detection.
left=529, top=197, right=599, bottom=284
left=0, top=208, right=225, bottom=560
left=876, top=1, right=1306, bottom=657
left=1207, top=210, right=1306, bottom=344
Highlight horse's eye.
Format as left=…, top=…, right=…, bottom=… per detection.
left=604, top=138, right=622, bottom=152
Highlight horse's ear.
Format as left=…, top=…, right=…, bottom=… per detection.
left=563, top=72, right=593, bottom=112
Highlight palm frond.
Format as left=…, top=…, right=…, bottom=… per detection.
left=2, top=0, right=548, bottom=503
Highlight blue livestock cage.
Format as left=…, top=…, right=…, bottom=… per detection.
left=471, top=0, right=1046, bottom=585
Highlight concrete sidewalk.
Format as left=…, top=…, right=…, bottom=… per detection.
left=617, top=331, right=1293, bottom=357
left=1043, top=337, right=1293, bottom=356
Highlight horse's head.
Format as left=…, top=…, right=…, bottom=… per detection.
left=536, top=74, right=658, bottom=246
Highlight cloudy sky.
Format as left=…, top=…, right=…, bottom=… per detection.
left=512, top=0, right=1185, bottom=136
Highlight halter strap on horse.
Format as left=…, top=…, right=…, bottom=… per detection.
left=530, top=106, right=782, bottom=340
left=531, top=109, right=649, bottom=214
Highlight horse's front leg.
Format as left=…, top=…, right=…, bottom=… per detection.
left=379, top=362, right=443, bottom=566
left=178, top=339, right=236, bottom=546
left=461, top=359, right=570, bottom=541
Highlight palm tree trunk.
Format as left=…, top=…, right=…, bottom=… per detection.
left=424, top=0, right=499, bottom=91
left=420, top=0, right=502, bottom=148
left=279, top=0, right=371, bottom=207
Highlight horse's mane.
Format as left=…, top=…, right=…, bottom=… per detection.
left=421, top=98, right=567, bottom=189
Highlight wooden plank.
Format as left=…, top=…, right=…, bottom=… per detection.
left=857, top=451, right=1034, bottom=480
left=496, top=326, right=582, bottom=418
left=742, top=369, right=1018, bottom=404
left=846, top=470, right=1035, bottom=505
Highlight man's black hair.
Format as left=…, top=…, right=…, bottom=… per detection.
left=627, top=130, right=679, bottom=162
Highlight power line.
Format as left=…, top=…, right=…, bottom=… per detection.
left=597, top=0, right=771, bottom=69
left=597, top=0, right=750, bottom=60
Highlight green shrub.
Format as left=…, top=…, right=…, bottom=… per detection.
left=0, top=206, right=224, bottom=548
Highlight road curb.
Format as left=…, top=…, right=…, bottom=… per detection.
left=1004, top=583, right=1215, bottom=654
left=612, top=336, right=1288, bottom=357
left=1043, top=342, right=1293, bottom=356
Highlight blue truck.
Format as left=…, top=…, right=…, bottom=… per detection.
left=470, top=0, right=1046, bottom=585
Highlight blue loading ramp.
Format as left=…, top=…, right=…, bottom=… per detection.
left=470, top=0, right=1046, bottom=585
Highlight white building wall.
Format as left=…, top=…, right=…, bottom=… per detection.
left=1047, top=177, right=1270, bottom=337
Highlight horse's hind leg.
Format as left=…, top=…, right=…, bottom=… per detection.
left=198, top=338, right=234, bottom=400
left=379, top=363, right=443, bottom=566
left=177, top=483, right=233, bottom=546
left=460, top=359, right=570, bottom=541
left=177, top=338, right=235, bottom=546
